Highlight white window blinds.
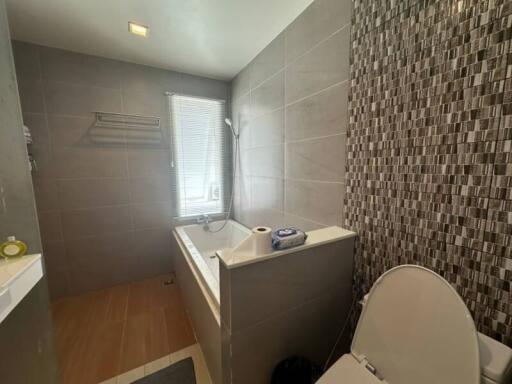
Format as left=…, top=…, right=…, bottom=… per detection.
left=168, top=94, right=229, bottom=218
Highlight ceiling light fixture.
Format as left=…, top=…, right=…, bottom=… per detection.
left=128, top=22, right=149, bottom=37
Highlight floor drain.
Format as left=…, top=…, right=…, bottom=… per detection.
left=164, top=278, right=174, bottom=285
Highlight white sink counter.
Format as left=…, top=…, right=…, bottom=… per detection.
left=0, top=254, right=44, bottom=324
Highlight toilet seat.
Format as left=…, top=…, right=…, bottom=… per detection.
left=319, top=265, right=480, bottom=384
left=317, top=354, right=382, bottom=384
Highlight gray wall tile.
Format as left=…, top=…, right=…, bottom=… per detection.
left=122, top=88, right=168, bottom=118
left=44, top=81, right=123, bottom=117
left=250, top=71, right=284, bottom=118
left=285, top=0, right=351, bottom=63
left=50, top=146, right=128, bottom=178
left=37, top=211, right=63, bottom=243
left=250, top=108, right=284, bottom=148
left=285, top=81, right=348, bottom=141
left=22, top=112, right=50, bottom=146
left=250, top=33, right=285, bottom=88
left=60, top=205, right=133, bottom=240
left=17, top=78, right=45, bottom=113
left=231, top=65, right=251, bottom=102
left=285, top=134, right=346, bottom=182
left=232, top=93, right=252, bottom=150
left=231, top=0, right=351, bottom=231
left=286, top=29, right=349, bottom=103
left=11, top=40, right=41, bottom=79
left=248, top=145, right=284, bottom=178
left=127, top=148, right=172, bottom=177
left=39, top=240, right=67, bottom=272
left=228, top=240, right=353, bottom=332
left=133, top=228, right=174, bottom=276
left=57, top=178, right=130, bottom=210
left=40, top=47, right=122, bottom=89
left=282, top=212, right=325, bottom=231
left=32, top=178, right=59, bottom=212
left=130, top=202, right=173, bottom=230
left=223, top=236, right=354, bottom=383
left=233, top=174, right=251, bottom=225
left=229, top=293, right=347, bottom=384
left=251, top=176, right=284, bottom=211
left=285, top=179, right=344, bottom=226
left=128, top=176, right=172, bottom=204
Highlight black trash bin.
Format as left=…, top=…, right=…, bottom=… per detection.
left=271, top=356, right=323, bottom=384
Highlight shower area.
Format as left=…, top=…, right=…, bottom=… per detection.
left=12, top=41, right=230, bottom=384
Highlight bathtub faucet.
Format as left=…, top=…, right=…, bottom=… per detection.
left=197, top=214, right=211, bottom=231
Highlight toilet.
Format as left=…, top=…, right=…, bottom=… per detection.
left=318, top=265, right=512, bottom=384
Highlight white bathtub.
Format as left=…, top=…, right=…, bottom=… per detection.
left=172, top=219, right=250, bottom=384
left=174, top=220, right=250, bottom=306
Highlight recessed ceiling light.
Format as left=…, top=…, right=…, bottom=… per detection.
left=128, top=22, right=149, bottom=37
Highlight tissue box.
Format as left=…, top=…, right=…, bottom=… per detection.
left=272, top=228, right=307, bottom=250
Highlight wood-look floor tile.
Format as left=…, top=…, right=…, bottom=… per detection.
left=145, top=308, right=171, bottom=362
left=119, top=313, right=147, bottom=373
left=53, top=274, right=197, bottom=383
left=89, top=321, right=124, bottom=383
left=168, top=283, right=186, bottom=309
left=148, top=274, right=174, bottom=309
left=164, top=305, right=196, bottom=353
left=107, top=284, right=129, bottom=322
left=59, top=327, right=96, bottom=384
left=126, top=280, right=151, bottom=317
left=83, top=288, right=112, bottom=326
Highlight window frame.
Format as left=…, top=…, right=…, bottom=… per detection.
left=167, top=92, right=232, bottom=223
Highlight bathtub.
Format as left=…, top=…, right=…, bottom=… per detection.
left=174, top=220, right=250, bottom=306
left=172, top=219, right=250, bottom=384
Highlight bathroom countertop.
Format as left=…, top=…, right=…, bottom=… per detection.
left=0, top=254, right=44, bottom=324
left=217, top=226, right=356, bottom=269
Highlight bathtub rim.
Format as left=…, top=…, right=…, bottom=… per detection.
left=173, top=228, right=220, bottom=316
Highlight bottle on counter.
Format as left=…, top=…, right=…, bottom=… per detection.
left=0, top=236, right=27, bottom=259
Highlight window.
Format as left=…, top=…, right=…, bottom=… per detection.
left=168, top=94, right=229, bottom=218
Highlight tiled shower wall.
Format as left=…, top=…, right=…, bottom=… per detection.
left=347, top=0, right=512, bottom=345
left=231, top=0, right=351, bottom=231
left=13, top=41, right=229, bottom=299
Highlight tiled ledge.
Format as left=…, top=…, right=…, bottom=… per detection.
left=99, top=343, right=212, bottom=384
left=217, top=226, right=356, bottom=269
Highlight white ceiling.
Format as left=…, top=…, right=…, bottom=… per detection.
left=6, top=0, right=314, bottom=81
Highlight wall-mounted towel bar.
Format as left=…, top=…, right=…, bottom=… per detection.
left=89, top=111, right=165, bottom=145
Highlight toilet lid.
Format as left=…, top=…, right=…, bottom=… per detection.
left=351, top=265, right=480, bottom=384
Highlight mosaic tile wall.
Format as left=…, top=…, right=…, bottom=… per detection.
left=346, top=0, right=512, bottom=346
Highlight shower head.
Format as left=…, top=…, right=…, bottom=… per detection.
left=225, top=118, right=239, bottom=139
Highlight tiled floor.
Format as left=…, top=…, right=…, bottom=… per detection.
left=100, top=343, right=212, bottom=384
left=52, top=274, right=201, bottom=384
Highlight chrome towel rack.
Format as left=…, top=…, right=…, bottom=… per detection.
left=89, top=111, right=165, bottom=145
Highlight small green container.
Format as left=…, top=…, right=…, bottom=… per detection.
left=0, top=236, right=27, bottom=259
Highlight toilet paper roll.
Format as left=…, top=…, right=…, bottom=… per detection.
left=231, top=226, right=273, bottom=258
left=250, top=227, right=272, bottom=255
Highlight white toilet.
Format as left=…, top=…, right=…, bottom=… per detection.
left=318, top=265, right=512, bottom=384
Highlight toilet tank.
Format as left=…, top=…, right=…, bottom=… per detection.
left=479, top=333, right=512, bottom=384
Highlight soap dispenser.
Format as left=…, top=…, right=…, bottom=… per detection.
left=0, top=236, right=27, bottom=259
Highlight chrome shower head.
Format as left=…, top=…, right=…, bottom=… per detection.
left=225, top=118, right=239, bottom=139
